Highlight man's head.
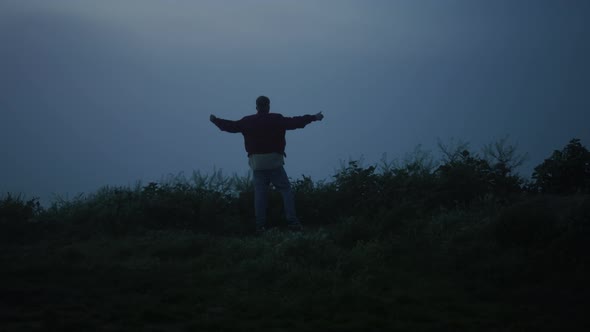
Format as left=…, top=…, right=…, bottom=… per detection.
left=256, top=96, right=270, bottom=114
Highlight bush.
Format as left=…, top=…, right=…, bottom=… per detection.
left=292, top=175, right=338, bottom=225
left=492, top=197, right=560, bottom=248
left=539, top=195, right=590, bottom=273
left=0, top=193, right=42, bottom=223
left=36, top=171, right=252, bottom=237
left=434, top=138, right=526, bottom=206
left=332, top=160, right=380, bottom=215
left=434, top=150, right=492, bottom=206
left=533, top=138, right=590, bottom=194
left=0, top=193, right=44, bottom=243
left=4, top=138, right=583, bottom=241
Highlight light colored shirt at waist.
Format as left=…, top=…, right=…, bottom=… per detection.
left=248, top=153, right=285, bottom=171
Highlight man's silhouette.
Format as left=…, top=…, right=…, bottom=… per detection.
left=210, top=96, right=324, bottom=233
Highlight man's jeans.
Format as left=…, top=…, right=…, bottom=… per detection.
left=253, top=166, right=299, bottom=229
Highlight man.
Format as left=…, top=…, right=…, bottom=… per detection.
left=210, top=96, right=324, bottom=233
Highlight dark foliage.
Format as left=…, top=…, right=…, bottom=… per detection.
left=2, top=138, right=589, bottom=330
left=2, top=138, right=587, bottom=241
left=0, top=194, right=43, bottom=243
left=0, top=193, right=42, bottom=223
left=434, top=150, right=493, bottom=206
left=533, top=138, right=590, bottom=194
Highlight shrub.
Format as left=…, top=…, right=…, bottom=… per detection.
left=482, top=136, right=527, bottom=197
left=0, top=193, right=44, bottom=243
left=0, top=193, right=42, bottom=223
left=292, top=175, right=338, bottom=225
left=434, top=150, right=493, bottom=206
left=492, top=197, right=560, bottom=248
left=540, top=195, right=590, bottom=273
left=333, top=160, right=380, bottom=215
left=533, top=138, right=590, bottom=194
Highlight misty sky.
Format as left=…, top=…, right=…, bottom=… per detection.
left=1, top=0, right=589, bottom=205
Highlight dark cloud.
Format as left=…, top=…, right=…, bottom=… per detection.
left=1, top=1, right=589, bottom=205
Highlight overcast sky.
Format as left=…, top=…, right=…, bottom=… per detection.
left=1, top=0, right=589, bottom=205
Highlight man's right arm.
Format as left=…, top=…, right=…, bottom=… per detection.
left=210, top=115, right=242, bottom=133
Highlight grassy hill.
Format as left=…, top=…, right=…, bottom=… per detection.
left=1, top=140, right=589, bottom=330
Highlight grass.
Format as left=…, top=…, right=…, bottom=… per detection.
left=2, top=204, right=588, bottom=331
left=0, top=230, right=475, bottom=331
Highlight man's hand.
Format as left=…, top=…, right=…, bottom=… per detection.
left=210, top=114, right=217, bottom=122
left=314, top=112, right=324, bottom=121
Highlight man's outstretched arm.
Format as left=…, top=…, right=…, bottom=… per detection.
left=210, top=114, right=242, bottom=133
left=283, top=112, right=324, bottom=130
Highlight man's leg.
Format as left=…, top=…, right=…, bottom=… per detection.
left=253, top=170, right=270, bottom=231
left=270, top=167, right=301, bottom=227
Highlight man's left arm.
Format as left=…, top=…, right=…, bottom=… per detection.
left=283, top=112, right=324, bottom=130
left=210, top=115, right=242, bottom=133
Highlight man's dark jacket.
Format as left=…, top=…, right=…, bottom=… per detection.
left=211, top=113, right=316, bottom=156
